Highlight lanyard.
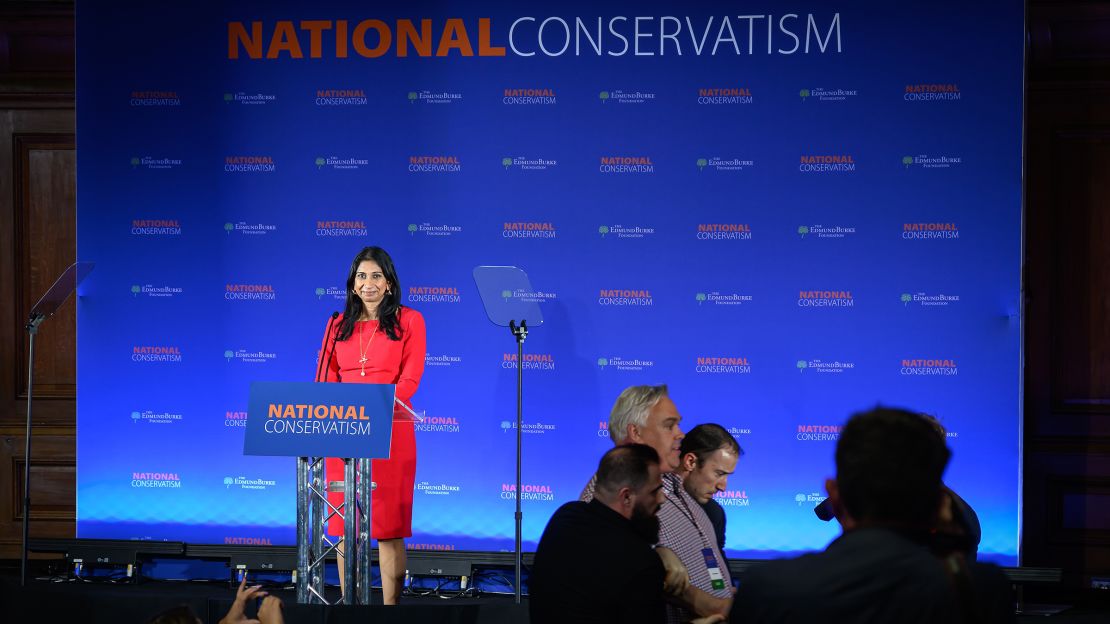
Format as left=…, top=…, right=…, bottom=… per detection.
left=663, top=475, right=713, bottom=550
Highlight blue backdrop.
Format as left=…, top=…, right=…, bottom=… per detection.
left=76, top=1, right=1024, bottom=565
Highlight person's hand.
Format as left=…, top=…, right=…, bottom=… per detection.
left=257, top=595, right=284, bottom=624
left=218, top=576, right=266, bottom=624
left=655, top=546, right=690, bottom=597
left=690, top=616, right=726, bottom=624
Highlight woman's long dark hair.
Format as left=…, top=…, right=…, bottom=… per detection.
left=335, top=246, right=404, bottom=342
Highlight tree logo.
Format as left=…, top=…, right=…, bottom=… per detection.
left=130, top=157, right=140, bottom=168
left=599, top=91, right=610, bottom=103
left=598, top=225, right=610, bottom=238
left=314, top=287, right=325, bottom=299
left=315, top=157, right=326, bottom=169
left=597, top=357, right=609, bottom=369
left=799, top=89, right=810, bottom=101
left=501, top=289, right=512, bottom=302
left=224, top=477, right=234, bottom=488
left=696, top=158, right=708, bottom=171
left=696, top=293, right=707, bottom=305
left=797, top=360, right=808, bottom=373
left=224, top=350, right=234, bottom=362
left=902, top=156, right=913, bottom=169
left=500, top=421, right=513, bottom=431
left=224, top=223, right=234, bottom=234
left=223, top=93, right=233, bottom=103
left=131, top=411, right=141, bottom=422
left=900, top=293, right=912, bottom=306
left=795, top=493, right=807, bottom=505
left=131, top=285, right=141, bottom=297
left=502, top=157, right=513, bottom=170
left=408, top=224, right=418, bottom=236
left=798, top=225, right=810, bottom=238
left=408, top=91, right=418, bottom=103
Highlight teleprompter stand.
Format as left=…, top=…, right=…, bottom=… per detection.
left=473, top=266, right=545, bottom=604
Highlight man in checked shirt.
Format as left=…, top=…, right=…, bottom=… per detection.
left=582, top=384, right=733, bottom=622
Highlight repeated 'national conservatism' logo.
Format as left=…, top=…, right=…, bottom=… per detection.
left=503, top=222, right=556, bottom=238
left=224, top=411, right=248, bottom=428
left=316, top=220, right=368, bottom=237
left=503, top=88, right=556, bottom=105
left=799, top=154, right=856, bottom=173
left=408, top=155, right=461, bottom=172
left=697, top=224, right=751, bottom=240
left=715, top=489, right=750, bottom=507
left=797, top=424, right=841, bottom=441
left=408, top=285, right=461, bottom=303
left=132, top=345, right=182, bottom=363
left=415, top=414, right=461, bottom=433
left=131, top=219, right=181, bottom=236
left=695, top=356, right=751, bottom=374
left=902, top=223, right=959, bottom=240
left=797, top=290, right=854, bottom=308
left=132, top=471, right=181, bottom=488
left=502, top=353, right=555, bottom=370
left=904, top=84, right=961, bottom=101
left=224, top=156, right=276, bottom=173
left=315, top=88, right=367, bottom=106
left=225, top=283, right=276, bottom=301
left=598, top=288, right=653, bottom=306
left=130, top=90, right=181, bottom=106
left=500, top=483, right=555, bottom=501
left=599, top=156, right=654, bottom=174
left=900, top=358, right=958, bottom=376
left=697, top=87, right=752, bottom=104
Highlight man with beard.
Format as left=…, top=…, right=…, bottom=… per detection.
left=530, top=444, right=668, bottom=624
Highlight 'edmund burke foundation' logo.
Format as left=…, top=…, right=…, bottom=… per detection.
left=797, top=224, right=856, bottom=239
left=904, top=84, right=961, bottom=101
left=132, top=346, right=182, bottom=363
left=314, top=286, right=346, bottom=301
left=315, top=156, right=369, bottom=170
left=408, top=89, right=463, bottom=104
left=317, top=220, right=368, bottom=237
left=500, top=483, right=555, bottom=501
left=502, top=353, right=555, bottom=370
left=223, top=476, right=277, bottom=490
left=597, top=356, right=655, bottom=372
left=501, top=288, right=557, bottom=304
left=408, top=286, right=461, bottom=303
left=903, top=223, right=959, bottom=239
left=416, top=481, right=462, bottom=496
left=796, top=359, right=855, bottom=374
left=599, top=90, right=656, bottom=104
left=697, top=87, right=753, bottom=104
left=799, top=154, right=856, bottom=173
left=798, top=290, right=854, bottom=307
left=503, top=88, right=557, bottom=105
left=902, top=154, right=963, bottom=169
left=131, top=472, right=181, bottom=488
left=130, top=90, right=181, bottom=106
left=425, top=354, right=462, bottom=368
left=224, top=156, right=276, bottom=173
left=224, top=91, right=277, bottom=105
left=130, top=156, right=183, bottom=170
left=900, top=359, right=958, bottom=376
left=598, top=289, right=653, bottom=306
left=697, top=224, right=751, bottom=240
left=901, top=292, right=960, bottom=307
left=695, top=291, right=754, bottom=306
left=599, top=224, right=655, bottom=239
left=315, top=88, right=367, bottom=106
left=502, top=156, right=558, bottom=171
left=695, top=356, right=751, bottom=374
left=131, top=219, right=181, bottom=236
left=130, top=410, right=183, bottom=425
left=696, top=157, right=755, bottom=172
left=409, top=222, right=463, bottom=237
left=225, top=221, right=277, bottom=236
left=131, top=284, right=183, bottom=298
left=225, top=283, right=276, bottom=301
left=408, top=155, right=461, bottom=172
left=225, top=349, right=278, bottom=364
left=797, top=425, right=842, bottom=441
left=798, top=87, right=858, bottom=102
left=503, top=222, right=556, bottom=238
left=599, top=156, right=654, bottom=174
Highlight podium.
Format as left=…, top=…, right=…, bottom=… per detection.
left=245, top=381, right=395, bottom=605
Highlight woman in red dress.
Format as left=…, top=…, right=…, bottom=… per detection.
left=318, top=246, right=426, bottom=604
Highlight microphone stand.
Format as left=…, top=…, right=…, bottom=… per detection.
left=508, top=319, right=527, bottom=604
left=21, top=312, right=45, bottom=587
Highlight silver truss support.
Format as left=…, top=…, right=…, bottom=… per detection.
left=295, top=456, right=373, bottom=606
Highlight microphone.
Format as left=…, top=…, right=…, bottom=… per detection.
left=315, top=311, right=340, bottom=382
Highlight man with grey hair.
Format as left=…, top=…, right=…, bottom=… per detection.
left=582, top=385, right=733, bottom=623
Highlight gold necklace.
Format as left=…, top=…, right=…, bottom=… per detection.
left=357, top=319, right=377, bottom=377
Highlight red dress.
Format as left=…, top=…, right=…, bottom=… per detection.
left=318, top=307, right=426, bottom=539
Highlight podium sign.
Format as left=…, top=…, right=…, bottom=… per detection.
left=244, top=381, right=394, bottom=459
